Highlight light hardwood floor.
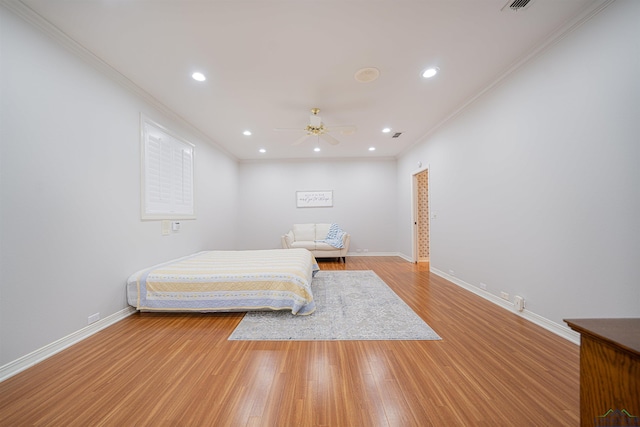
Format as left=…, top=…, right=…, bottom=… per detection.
left=0, top=257, right=580, bottom=426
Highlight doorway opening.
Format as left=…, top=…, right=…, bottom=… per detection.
left=412, top=169, right=430, bottom=263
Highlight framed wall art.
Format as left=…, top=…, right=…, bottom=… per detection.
left=296, top=191, right=333, bottom=208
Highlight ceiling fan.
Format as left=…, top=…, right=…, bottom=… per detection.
left=274, top=108, right=356, bottom=146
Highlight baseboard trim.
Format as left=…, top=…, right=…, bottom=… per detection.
left=1, top=264, right=580, bottom=382
left=0, top=306, right=136, bottom=383
left=430, top=268, right=580, bottom=345
left=346, top=251, right=401, bottom=258
left=397, top=252, right=413, bottom=263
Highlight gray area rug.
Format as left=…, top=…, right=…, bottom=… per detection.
left=228, top=270, right=441, bottom=341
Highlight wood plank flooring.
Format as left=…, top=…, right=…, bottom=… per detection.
left=0, top=257, right=580, bottom=426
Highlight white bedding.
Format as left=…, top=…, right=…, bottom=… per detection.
left=127, top=249, right=319, bottom=315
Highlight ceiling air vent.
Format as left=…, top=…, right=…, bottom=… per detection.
left=392, top=132, right=402, bottom=138
left=501, top=0, right=534, bottom=11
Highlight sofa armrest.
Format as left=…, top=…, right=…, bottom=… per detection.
left=342, top=234, right=351, bottom=250
left=281, top=230, right=294, bottom=249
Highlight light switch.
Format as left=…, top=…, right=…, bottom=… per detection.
left=172, top=221, right=181, bottom=232
left=161, top=220, right=171, bottom=236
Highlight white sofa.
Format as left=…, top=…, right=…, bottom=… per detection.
left=281, top=223, right=350, bottom=262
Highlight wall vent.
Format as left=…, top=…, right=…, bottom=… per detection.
left=392, top=132, right=402, bottom=138
left=502, top=0, right=534, bottom=11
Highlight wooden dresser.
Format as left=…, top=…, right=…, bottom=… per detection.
left=565, top=318, right=640, bottom=427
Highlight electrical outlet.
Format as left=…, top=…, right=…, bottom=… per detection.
left=479, top=282, right=487, bottom=290
left=500, top=292, right=509, bottom=301
left=88, top=313, right=100, bottom=325
left=449, top=269, right=455, bottom=276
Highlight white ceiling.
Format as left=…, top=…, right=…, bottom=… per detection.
left=16, top=0, right=604, bottom=160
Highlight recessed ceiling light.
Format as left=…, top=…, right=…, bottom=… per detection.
left=243, top=130, right=252, bottom=136
left=382, top=127, right=391, bottom=133
left=259, top=148, right=266, bottom=153
left=314, top=147, right=321, bottom=152
left=369, top=147, right=376, bottom=151
left=422, top=67, right=439, bottom=79
left=192, top=72, right=206, bottom=82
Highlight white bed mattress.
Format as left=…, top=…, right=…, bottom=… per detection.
left=127, top=249, right=319, bottom=315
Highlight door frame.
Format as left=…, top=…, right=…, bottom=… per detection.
left=411, top=165, right=430, bottom=263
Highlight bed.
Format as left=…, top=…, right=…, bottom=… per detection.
left=127, top=248, right=319, bottom=315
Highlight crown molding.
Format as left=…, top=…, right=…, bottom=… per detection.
left=0, top=0, right=238, bottom=161
left=398, top=0, right=615, bottom=159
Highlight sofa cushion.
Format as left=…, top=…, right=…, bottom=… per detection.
left=314, top=241, right=338, bottom=251
left=291, top=241, right=316, bottom=250
left=293, top=224, right=315, bottom=242
left=315, top=223, right=331, bottom=240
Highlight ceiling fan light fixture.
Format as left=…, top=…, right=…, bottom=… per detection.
left=277, top=108, right=353, bottom=146
left=422, top=67, right=439, bottom=79
left=354, top=67, right=380, bottom=83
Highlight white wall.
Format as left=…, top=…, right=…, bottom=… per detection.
left=238, top=159, right=397, bottom=253
left=397, top=0, right=640, bottom=328
left=0, top=7, right=239, bottom=365
left=3, top=0, right=637, bottom=373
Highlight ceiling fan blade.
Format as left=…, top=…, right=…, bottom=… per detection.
left=319, top=133, right=340, bottom=145
left=292, top=134, right=312, bottom=146
left=326, top=125, right=357, bottom=135
left=273, top=127, right=304, bottom=132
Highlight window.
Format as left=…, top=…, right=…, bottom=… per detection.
left=141, top=116, right=195, bottom=220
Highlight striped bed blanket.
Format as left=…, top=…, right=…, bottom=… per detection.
left=127, top=249, right=319, bottom=315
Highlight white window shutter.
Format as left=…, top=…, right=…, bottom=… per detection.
left=142, top=118, right=195, bottom=219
